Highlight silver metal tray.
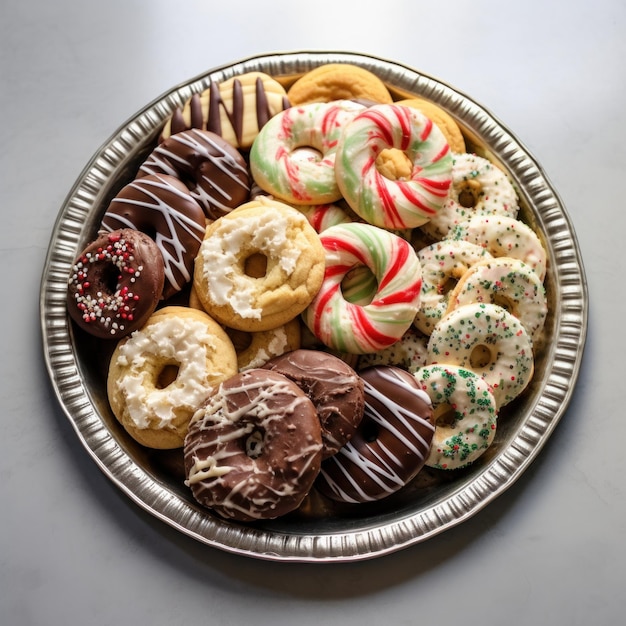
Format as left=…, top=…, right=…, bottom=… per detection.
left=40, top=51, right=588, bottom=562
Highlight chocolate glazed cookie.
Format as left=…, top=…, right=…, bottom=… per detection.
left=100, top=173, right=206, bottom=300
left=316, top=365, right=435, bottom=503
left=138, top=129, right=250, bottom=220
left=184, top=369, right=323, bottom=522
left=263, top=349, right=365, bottom=458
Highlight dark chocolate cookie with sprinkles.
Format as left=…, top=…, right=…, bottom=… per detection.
left=67, top=229, right=164, bottom=339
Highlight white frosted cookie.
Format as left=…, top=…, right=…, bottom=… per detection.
left=446, top=256, right=548, bottom=343
left=422, top=153, right=519, bottom=239
left=414, top=239, right=493, bottom=335
left=427, top=302, right=534, bottom=408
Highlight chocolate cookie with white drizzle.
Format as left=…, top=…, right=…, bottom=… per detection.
left=316, top=365, right=435, bottom=503
left=100, top=173, right=206, bottom=300
left=184, top=369, right=323, bottom=521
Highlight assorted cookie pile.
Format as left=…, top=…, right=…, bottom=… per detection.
left=67, top=63, right=549, bottom=522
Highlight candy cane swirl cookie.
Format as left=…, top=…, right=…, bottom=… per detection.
left=335, top=104, right=453, bottom=229
left=194, top=198, right=325, bottom=332
left=101, top=174, right=206, bottom=300
left=250, top=100, right=364, bottom=205
left=427, top=302, right=534, bottom=408
left=395, top=98, right=466, bottom=154
left=184, top=369, right=323, bottom=521
left=296, top=202, right=355, bottom=233
left=414, top=239, right=493, bottom=335
left=303, top=222, right=423, bottom=355
left=415, top=364, right=498, bottom=470
left=107, top=306, right=238, bottom=449
left=447, top=256, right=548, bottom=343
left=138, top=129, right=250, bottom=220
left=446, top=214, right=548, bottom=282
left=422, top=153, right=520, bottom=240
left=316, top=366, right=434, bottom=503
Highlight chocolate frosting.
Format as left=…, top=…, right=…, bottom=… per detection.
left=263, top=349, right=365, bottom=458
left=100, top=174, right=206, bottom=300
left=316, top=365, right=435, bottom=503
left=138, top=129, right=250, bottom=220
left=67, top=229, right=164, bottom=339
left=184, top=369, right=323, bottom=521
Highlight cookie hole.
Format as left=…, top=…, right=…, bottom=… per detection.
left=458, top=180, right=482, bottom=208
left=492, top=293, right=515, bottom=315
left=156, top=363, right=180, bottom=389
left=433, top=403, right=457, bottom=428
left=375, top=148, right=413, bottom=181
left=469, top=344, right=493, bottom=369
left=360, top=420, right=379, bottom=443
left=244, top=253, right=268, bottom=278
left=342, top=266, right=378, bottom=306
left=101, top=263, right=121, bottom=295
left=140, top=225, right=158, bottom=242
left=438, top=276, right=458, bottom=296
left=226, top=328, right=253, bottom=353
left=291, top=146, right=323, bottom=163
left=245, top=429, right=265, bottom=459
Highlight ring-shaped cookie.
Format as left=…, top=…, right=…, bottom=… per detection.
left=446, top=256, right=548, bottom=343
left=184, top=369, right=323, bottom=521
left=101, top=173, right=207, bottom=300
left=422, top=153, right=520, bottom=240
left=414, top=239, right=493, bottom=335
left=138, top=129, right=250, bottom=220
left=303, top=222, right=423, bottom=355
left=415, top=364, right=498, bottom=470
left=250, top=100, right=364, bottom=205
left=427, top=302, right=534, bottom=408
left=193, top=198, right=325, bottom=332
left=263, top=349, right=365, bottom=458
left=395, top=97, right=466, bottom=154
left=286, top=63, right=393, bottom=105
left=445, top=214, right=548, bottom=282
left=335, top=104, right=453, bottom=229
left=226, top=318, right=302, bottom=371
left=316, top=366, right=434, bottom=503
left=107, top=306, right=238, bottom=449
left=67, top=229, right=164, bottom=339
left=161, top=71, right=290, bottom=149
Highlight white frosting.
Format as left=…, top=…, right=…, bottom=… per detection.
left=241, top=327, right=288, bottom=370
left=199, top=210, right=302, bottom=319
left=115, top=316, right=220, bottom=429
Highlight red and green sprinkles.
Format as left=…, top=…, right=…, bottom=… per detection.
left=68, top=234, right=142, bottom=335
left=426, top=301, right=534, bottom=408
left=415, top=364, right=498, bottom=470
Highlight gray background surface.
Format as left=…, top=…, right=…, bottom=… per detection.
left=1, top=1, right=622, bottom=624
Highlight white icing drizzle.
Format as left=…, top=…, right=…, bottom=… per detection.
left=184, top=373, right=323, bottom=519
left=139, top=129, right=250, bottom=214
left=114, top=316, right=219, bottom=430
left=320, top=368, right=434, bottom=503
left=199, top=209, right=302, bottom=318
left=241, top=327, right=288, bottom=370
left=103, top=176, right=205, bottom=292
